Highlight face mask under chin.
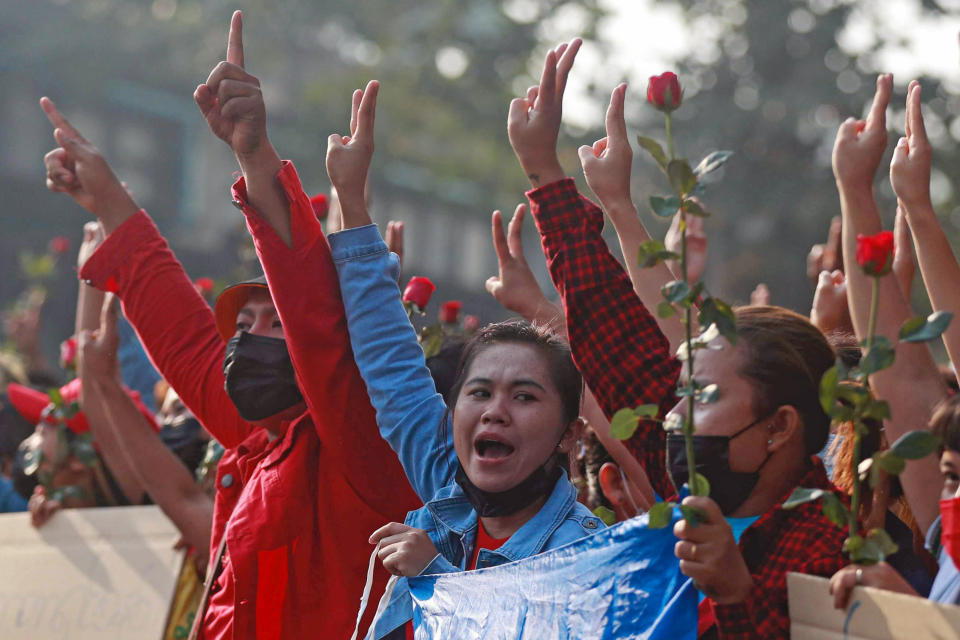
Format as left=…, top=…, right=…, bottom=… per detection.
left=223, top=332, right=304, bottom=422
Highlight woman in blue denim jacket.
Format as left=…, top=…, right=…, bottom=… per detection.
left=325, top=81, right=604, bottom=639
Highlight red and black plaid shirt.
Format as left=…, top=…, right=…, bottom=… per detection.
left=527, top=178, right=848, bottom=639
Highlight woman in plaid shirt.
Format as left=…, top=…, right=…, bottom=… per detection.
left=505, top=41, right=850, bottom=638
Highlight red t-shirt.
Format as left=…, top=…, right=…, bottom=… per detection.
left=405, top=524, right=509, bottom=639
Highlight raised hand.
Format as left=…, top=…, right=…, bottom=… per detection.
left=40, top=98, right=138, bottom=231
left=832, top=74, right=892, bottom=188
left=890, top=81, right=932, bottom=210
left=578, top=83, right=632, bottom=210
left=749, top=283, right=770, bottom=306
left=485, top=204, right=557, bottom=323
left=664, top=205, right=707, bottom=283
left=77, top=293, right=121, bottom=384
left=507, top=39, right=582, bottom=187
left=810, top=269, right=851, bottom=334
left=194, top=11, right=268, bottom=158
left=77, top=221, right=105, bottom=269
left=326, top=81, right=379, bottom=228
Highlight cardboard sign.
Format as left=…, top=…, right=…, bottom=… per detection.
left=788, top=572, right=960, bottom=639
left=0, top=505, right=184, bottom=640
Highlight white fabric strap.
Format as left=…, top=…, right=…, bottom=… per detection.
left=350, top=541, right=383, bottom=640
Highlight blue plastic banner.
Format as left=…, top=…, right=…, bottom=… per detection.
left=407, top=512, right=698, bottom=639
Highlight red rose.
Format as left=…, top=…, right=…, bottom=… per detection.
left=402, top=276, right=436, bottom=310
left=440, top=300, right=462, bottom=324
left=310, top=193, right=329, bottom=220
left=49, top=236, right=70, bottom=255
left=60, top=337, right=78, bottom=370
left=647, top=72, right=683, bottom=113
left=194, top=277, right=215, bottom=296
left=463, top=314, right=480, bottom=333
left=855, top=231, right=895, bottom=276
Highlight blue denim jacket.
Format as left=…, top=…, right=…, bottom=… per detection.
left=329, top=225, right=604, bottom=639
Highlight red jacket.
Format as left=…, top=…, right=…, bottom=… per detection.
left=526, top=178, right=848, bottom=639
left=79, top=162, right=419, bottom=639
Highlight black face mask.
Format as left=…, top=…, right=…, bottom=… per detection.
left=455, top=459, right=562, bottom=518
left=223, top=332, right=303, bottom=422
left=666, top=416, right=772, bottom=515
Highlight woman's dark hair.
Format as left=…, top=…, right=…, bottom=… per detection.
left=426, top=338, right=467, bottom=403
left=447, top=319, right=582, bottom=427
left=930, top=394, right=960, bottom=455
left=734, top=306, right=835, bottom=458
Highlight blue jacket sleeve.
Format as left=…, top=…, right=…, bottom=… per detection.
left=330, top=224, right=456, bottom=503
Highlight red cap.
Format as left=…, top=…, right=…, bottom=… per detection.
left=6, top=379, right=159, bottom=435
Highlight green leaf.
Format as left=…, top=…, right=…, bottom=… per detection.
left=667, top=159, right=698, bottom=195
left=847, top=535, right=884, bottom=565
left=876, top=451, right=906, bottom=475
left=899, top=311, right=953, bottom=343
left=657, top=301, right=676, bottom=319
left=836, top=383, right=871, bottom=409
left=843, top=534, right=865, bottom=558
left=782, top=487, right=825, bottom=509
left=819, top=365, right=840, bottom=416
left=649, top=195, right=681, bottom=218
left=861, top=399, right=891, bottom=422
left=662, top=280, right=692, bottom=304
left=690, top=472, right=711, bottom=497
left=697, top=297, right=737, bottom=346
left=636, top=135, right=668, bottom=170
left=821, top=492, right=850, bottom=529
left=682, top=199, right=710, bottom=217
left=637, top=240, right=679, bottom=268
left=648, top=501, right=675, bottom=529
left=693, top=151, right=734, bottom=178
left=866, top=527, right=899, bottom=560
left=662, top=413, right=683, bottom=432
left=593, top=505, right=617, bottom=526
left=610, top=407, right=641, bottom=440
left=47, top=387, right=64, bottom=409
left=697, top=383, right=720, bottom=404
left=61, top=401, right=81, bottom=420
left=678, top=504, right=707, bottom=527
left=22, top=447, right=42, bottom=476
left=860, top=341, right=896, bottom=375
left=890, top=430, right=940, bottom=460
left=675, top=384, right=697, bottom=398
left=635, top=404, right=660, bottom=419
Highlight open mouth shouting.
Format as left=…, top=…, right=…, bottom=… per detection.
left=473, top=431, right=516, bottom=464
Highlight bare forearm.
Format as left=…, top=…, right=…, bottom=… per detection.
left=237, top=144, right=291, bottom=247
left=79, top=379, right=146, bottom=504
left=92, top=376, right=212, bottom=546
left=76, top=282, right=105, bottom=337
left=606, top=202, right=685, bottom=349
left=903, top=202, right=960, bottom=373
left=839, top=180, right=946, bottom=532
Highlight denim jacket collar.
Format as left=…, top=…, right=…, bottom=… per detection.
left=425, top=470, right=577, bottom=564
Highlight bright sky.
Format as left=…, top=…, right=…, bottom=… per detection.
left=528, top=0, right=960, bottom=129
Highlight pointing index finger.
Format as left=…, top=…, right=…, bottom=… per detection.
left=353, top=80, right=379, bottom=142
left=865, top=73, right=892, bottom=132
left=227, top=10, right=244, bottom=69
left=39, top=97, right=85, bottom=142
left=908, top=83, right=926, bottom=143
left=605, top=83, right=628, bottom=143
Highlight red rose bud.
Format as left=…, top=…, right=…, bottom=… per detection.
left=440, top=300, right=462, bottom=324
left=194, top=277, right=215, bottom=296
left=310, top=193, right=329, bottom=220
left=60, top=337, right=78, bottom=370
left=403, top=276, right=436, bottom=310
left=855, top=231, right=895, bottom=276
left=647, top=72, right=683, bottom=113
left=49, top=236, right=70, bottom=255
left=463, top=314, right=480, bottom=333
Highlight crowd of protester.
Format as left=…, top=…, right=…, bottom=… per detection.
left=2, top=9, right=960, bottom=639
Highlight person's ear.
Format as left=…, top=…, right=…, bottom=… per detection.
left=768, top=405, right=803, bottom=453
left=559, top=417, right=585, bottom=453
left=599, top=462, right=633, bottom=518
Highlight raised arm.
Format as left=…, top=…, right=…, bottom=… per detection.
left=577, top=83, right=685, bottom=349
left=326, top=81, right=454, bottom=502
left=79, top=295, right=212, bottom=554
left=41, top=98, right=252, bottom=449
left=891, top=81, right=960, bottom=373
left=834, top=74, right=947, bottom=533
left=195, top=15, right=413, bottom=509
left=507, top=41, right=680, bottom=499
